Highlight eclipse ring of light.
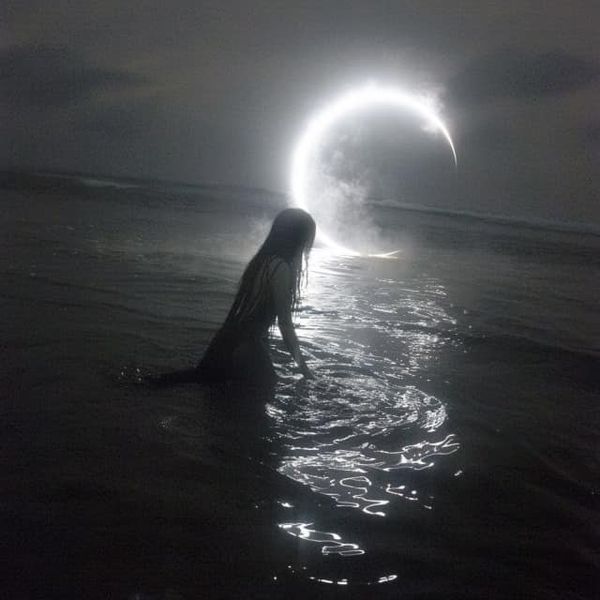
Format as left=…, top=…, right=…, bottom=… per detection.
left=291, top=84, right=457, bottom=256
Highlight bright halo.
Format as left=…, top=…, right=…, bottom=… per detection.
left=291, top=83, right=457, bottom=256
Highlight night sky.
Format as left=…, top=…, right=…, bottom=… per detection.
left=3, top=1, right=599, bottom=224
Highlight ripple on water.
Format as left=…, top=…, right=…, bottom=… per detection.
left=268, top=379, right=459, bottom=519
left=266, top=252, right=461, bottom=569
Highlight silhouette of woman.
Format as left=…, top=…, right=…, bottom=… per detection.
left=155, top=208, right=316, bottom=386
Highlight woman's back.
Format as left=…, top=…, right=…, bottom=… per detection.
left=152, top=208, right=315, bottom=386
left=197, top=256, right=290, bottom=384
left=223, top=256, right=288, bottom=335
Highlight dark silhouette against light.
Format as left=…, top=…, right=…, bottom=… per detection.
left=154, top=208, right=316, bottom=386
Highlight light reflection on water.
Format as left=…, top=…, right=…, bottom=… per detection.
left=268, top=250, right=461, bottom=562
left=279, top=522, right=364, bottom=556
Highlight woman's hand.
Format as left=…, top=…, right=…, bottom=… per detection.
left=300, top=363, right=315, bottom=379
left=272, top=261, right=314, bottom=378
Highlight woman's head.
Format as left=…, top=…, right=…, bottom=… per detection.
left=261, top=208, right=316, bottom=263
left=226, top=208, right=316, bottom=325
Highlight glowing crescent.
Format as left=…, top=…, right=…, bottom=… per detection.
left=291, top=84, right=457, bottom=256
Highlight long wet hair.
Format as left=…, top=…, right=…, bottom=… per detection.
left=225, top=208, right=316, bottom=325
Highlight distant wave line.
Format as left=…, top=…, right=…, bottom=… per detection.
left=368, top=198, right=600, bottom=236
left=5, top=169, right=598, bottom=236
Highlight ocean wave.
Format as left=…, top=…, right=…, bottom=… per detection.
left=75, top=176, right=141, bottom=190
left=368, top=198, right=600, bottom=236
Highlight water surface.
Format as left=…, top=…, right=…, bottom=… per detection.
left=1, top=173, right=598, bottom=599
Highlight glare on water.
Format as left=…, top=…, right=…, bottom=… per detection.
left=267, top=249, right=461, bottom=561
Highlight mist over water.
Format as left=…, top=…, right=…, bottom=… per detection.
left=298, top=106, right=456, bottom=255
left=1, top=173, right=598, bottom=598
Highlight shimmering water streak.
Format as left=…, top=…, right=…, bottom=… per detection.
left=276, top=565, right=398, bottom=587
left=307, top=574, right=398, bottom=585
left=269, top=378, right=459, bottom=517
left=278, top=523, right=364, bottom=556
left=268, top=251, right=462, bottom=568
left=376, top=434, right=461, bottom=470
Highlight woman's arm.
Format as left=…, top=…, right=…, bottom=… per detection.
left=270, top=261, right=313, bottom=378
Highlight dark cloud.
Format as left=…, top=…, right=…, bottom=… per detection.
left=1, top=45, right=147, bottom=108
left=585, top=123, right=600, bottom=158
left=77, top=101, right=158, bottom=137
left=585, top=123, right=600, bottom=143
left=448, top=49, right=599, bottom=105
left=2, top=3, right=598, bottom=224
left=458, top=121, right=516, bottom=153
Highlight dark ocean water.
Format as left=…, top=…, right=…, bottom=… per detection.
left=1, top=172, right=598, bottom=599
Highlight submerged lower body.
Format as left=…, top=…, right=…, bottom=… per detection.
left=152, top=327, right=276, bottom=387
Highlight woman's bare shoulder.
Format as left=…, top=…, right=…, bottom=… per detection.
left=267, top=257, right=291, bottom=279
left=268, top=258, right=293, bottom=298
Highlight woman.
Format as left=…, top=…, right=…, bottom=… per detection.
left=155, top=208, right=316, bottom=386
